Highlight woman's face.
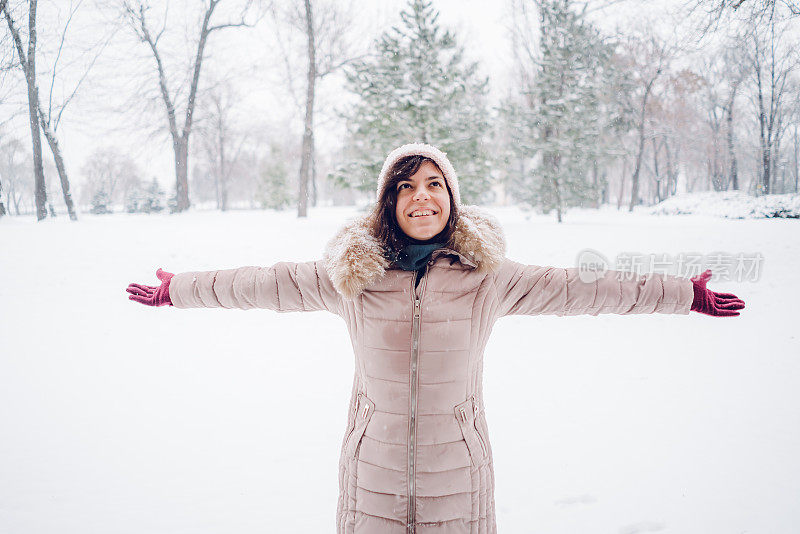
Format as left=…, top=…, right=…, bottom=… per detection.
left=394, top=161, right=451, bottom=241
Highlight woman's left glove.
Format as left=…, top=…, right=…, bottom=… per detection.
left=690, top=269, right=745, bottom=317
left=126, top=268, right=174, bottom=307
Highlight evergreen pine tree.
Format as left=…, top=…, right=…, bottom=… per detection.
left=90, top=189, right=111, bottom=214
left=167, top=189, right=179, bottom=214
left=500, top=0, right=618, bottom=222
left=142, top=177, right=165, bottom=213
left=256, top=143, right=293, bottom=210
left=124, top=188, right=141, bottom=213
left=331, top=0, right=494, bottom=205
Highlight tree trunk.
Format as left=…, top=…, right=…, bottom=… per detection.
left=219, top=125, right=227, bottom=211
left=617, top=156, right=628, bottom=210
left=629, top=78, right=654, bottom=212
left=297, top=0, right=316, bottom=218
left=652, top=135, right=664, bottom=202
left=174, top=138, right=189, bottom=210
left=726, top=81, right=739, bottom=190
left=664, top=137, right=675, bottom=198
left=629, top=121, right=647, bottom=211
left=311, top=136, right=318, bottom=207
left=40, top=123, right=77, bottom=220
left=26, top=72, right=46, bottom=220
left=753, top=33, right=771, bottom=195
left=793, top=124, right=798, bottom=193
left=551, top=151, right=563, bottom=223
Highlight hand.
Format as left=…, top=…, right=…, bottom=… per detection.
left=126, top=268, right=174, bottom=307
left=690, top=269, right=745, bottom=317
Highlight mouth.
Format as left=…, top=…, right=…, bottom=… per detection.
left=407, top=209, right=438, bottom=218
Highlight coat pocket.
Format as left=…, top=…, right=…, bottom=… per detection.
left=454, top=398, right=488, bottom=466
left=344, top=392, right=375, bottom=460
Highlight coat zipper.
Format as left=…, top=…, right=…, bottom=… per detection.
left=344, top=392, right=362, bottom=449
left=472, top=397, right=488, bottom=456
left=407, top=266, right=428, bottom=534
left=458, top=402, right=488, bottom=458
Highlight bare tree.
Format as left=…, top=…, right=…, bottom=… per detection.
left=718, top=44, right=748, bottom=190
left=197, top=81, right=246, bottom=211
left=79, top=147, right=143, bottom=208
left=619, top=33, right=676, bottom=211
left=294, top=0, right=315, bottom=217
left=2, top=0, right=101, bottom=221
left=269, top=0, right=358, bottom=217
left=2, top=0, right=47, bottom=220
left=35, top=0, right=110, bottom=221
left=123, top=0, right=251, bottom=213
left=745, top=6, right=799, bottom=194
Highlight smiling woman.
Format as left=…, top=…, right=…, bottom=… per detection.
left=126, top=142, right=745, bottom=534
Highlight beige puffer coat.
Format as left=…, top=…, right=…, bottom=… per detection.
left=168, top=205, right=694, bottom=534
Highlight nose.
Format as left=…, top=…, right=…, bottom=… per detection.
left=412, top=185, right=430, bottom=201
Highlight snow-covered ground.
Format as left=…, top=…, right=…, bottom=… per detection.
left=1, top=206, right=798, bottom=534
left=650, top=191, right=800, bottom=219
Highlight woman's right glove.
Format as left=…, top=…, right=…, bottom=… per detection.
left=126, top=268, right=174, bottom=307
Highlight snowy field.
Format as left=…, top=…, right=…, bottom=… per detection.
left=1, top=205, right=798, bottom=534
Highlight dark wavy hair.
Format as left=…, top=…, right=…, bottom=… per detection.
left=369, top=155, right=459, bottom=259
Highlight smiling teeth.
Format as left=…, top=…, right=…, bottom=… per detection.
left=410, top=210, right=435, bottom=217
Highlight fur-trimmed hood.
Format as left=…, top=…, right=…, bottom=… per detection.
left=323, top=204, right=507, bottom=300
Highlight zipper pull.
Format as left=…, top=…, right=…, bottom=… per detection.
left=413, top=299, right=420, bottom=317
left=361, top=403, right=369, bottom=419
left=459, top=406, right=467, bottom=422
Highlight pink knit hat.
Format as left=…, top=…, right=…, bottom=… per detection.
left=376, top=143, right=462, bottom=206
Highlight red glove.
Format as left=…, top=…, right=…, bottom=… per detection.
left=690, top=269, right=745, bottom=317
left=126, top=268, right=174, bottom=307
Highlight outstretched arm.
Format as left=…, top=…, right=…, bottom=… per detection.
left=493, top=258, right=695, bottom=317
left=126, top=260, right=342, bottom=315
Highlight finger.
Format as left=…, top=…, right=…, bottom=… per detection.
left=715, top=296, right=745, bottom=306
left=126, top=286, right=151, bottom=298
left=128, top=285, right=155, bottom=297
left=715, top=295, right=742, bottom=303
left=716, top=301, right=745, bottom=310
left=719, top=298, right=745, bottom=307
left=128, top=283, right=157, bottom=293
left=716, top=309, right=740, bottom=317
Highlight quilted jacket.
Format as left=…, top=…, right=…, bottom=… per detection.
left=168, top=204, right=694, bottom=534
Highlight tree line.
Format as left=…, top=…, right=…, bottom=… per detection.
left=1, top=0, right=798, bottom=223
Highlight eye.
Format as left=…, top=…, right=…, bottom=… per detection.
left=430, top=181, right=442, bottom=187
left=397, top=183, right=410, bottom=191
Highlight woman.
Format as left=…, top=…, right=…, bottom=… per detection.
left=126, top=143, right=745, bottom=534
